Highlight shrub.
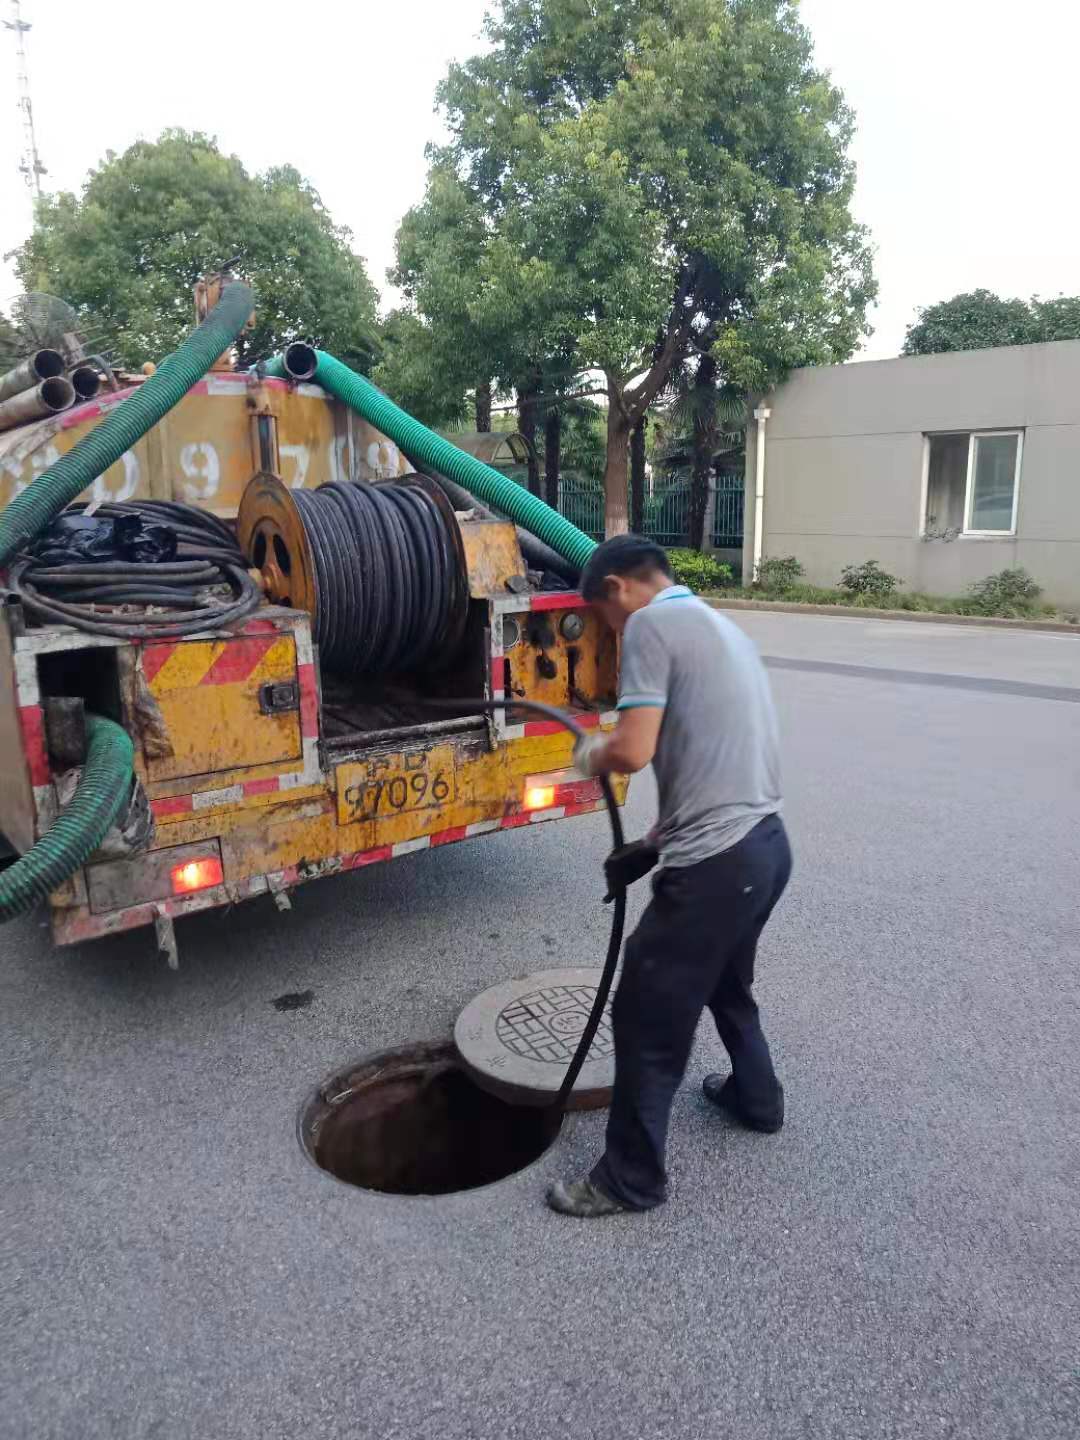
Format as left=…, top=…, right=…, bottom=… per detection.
left=755, top=555, right=804, bottom=591
left=667, top=549, right=733, bottom=592
left=839, top=560, right=903, bottom=597
left=967, top=567, right=1042, bottom=616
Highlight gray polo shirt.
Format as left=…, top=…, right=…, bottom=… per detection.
left=618, top=585, right=781, bottom=868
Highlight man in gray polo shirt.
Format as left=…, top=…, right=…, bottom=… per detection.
left=547, top=535, right=791, bottom=1218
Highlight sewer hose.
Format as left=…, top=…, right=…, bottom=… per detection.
left=436, top=696, right=626, bottom=1112
left=265, top=346, right=598, bottom=572
left=0, top=714, right=134, bottom=922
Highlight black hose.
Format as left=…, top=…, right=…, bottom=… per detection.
left=291, top=481, right=464, bottom=676
left=8, top=558, right=261, bottom=639
left=7, top=500, right=260, bottom=640
left=405, top=455, right=580, bottom=587
left=437, top=695, right=625, bottom=1112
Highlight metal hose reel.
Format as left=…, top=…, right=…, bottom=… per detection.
left=238, top=474, right=470, bottom=676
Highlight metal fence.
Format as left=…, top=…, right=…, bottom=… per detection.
left=536, top=470, right=744, bottom=551
left=556, top=475, right=605, bottom=541
left=643, top=478, right=692, bottom=547
left=712, top=470, right=744, bottom=549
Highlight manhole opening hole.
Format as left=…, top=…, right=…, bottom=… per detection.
left=299, top=1041, right=562, bottom=1196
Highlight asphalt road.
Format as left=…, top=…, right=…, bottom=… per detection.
left=2, top=612, right=1078, bottom=1440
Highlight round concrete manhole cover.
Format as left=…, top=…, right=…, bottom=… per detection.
left=454, top=967, right=615, bottom=1110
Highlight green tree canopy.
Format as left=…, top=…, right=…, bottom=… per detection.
left=14, top=130, right=378, bottom=370
left=902, top=289, right=1080, bottom=356
left=432, top=0, right=875, bottom=533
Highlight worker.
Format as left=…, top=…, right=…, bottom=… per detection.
left=547, top=535, right=791, bottom=1218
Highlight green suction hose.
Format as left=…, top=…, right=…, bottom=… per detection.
left=0, top=281, right=254, bottom=568
left=0, top=714, right=134, bottom=922
left=265, top=346, right=598, bottom=572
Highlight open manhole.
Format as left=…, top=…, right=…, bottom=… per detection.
left=299, top=1041, right=562, bottom=1196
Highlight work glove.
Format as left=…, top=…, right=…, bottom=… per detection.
left=603, top=839, right=659, bottom=902
left=572, top=732, right=608, bottom=778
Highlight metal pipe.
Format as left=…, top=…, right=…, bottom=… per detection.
left=69, top=366, right=101, bottom=402
left=751, top=404, right=771, bottom=582
left=279, top=342, right=318, bottom=381
left=0, top=375, right=76, bottom=433
left=0, top=348, right=65, bottom=405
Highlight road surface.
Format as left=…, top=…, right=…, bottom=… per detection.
left=2, top=611, right=1077, bottom=1440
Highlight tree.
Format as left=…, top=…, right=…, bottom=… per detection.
left=373, top=310, right=471, bottom=429
left=14, top=131, right=378, bottom=370
left=902, top=289, right=1080, bottom=355
left=661, top=354, right=747, bottom=549
left=436, top=0, right=874, bottom=535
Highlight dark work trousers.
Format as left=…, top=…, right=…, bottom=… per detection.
left=591, top=813, right=792, bottom=1210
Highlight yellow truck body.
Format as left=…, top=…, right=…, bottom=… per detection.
left=0, top=374, right=623, bottom=950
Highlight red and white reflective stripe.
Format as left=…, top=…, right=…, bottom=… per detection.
left=56, top=797, right=606, bottom=944
left=489, top=592, right=585, bottom=615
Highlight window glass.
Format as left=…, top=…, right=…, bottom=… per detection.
left=969, top=434, right=1018, bottom=532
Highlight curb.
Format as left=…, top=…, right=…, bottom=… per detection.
left=704, top=597, right=1080, bottom=636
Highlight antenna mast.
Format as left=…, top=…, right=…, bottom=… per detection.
left=5, top=0, right=46, bottom=198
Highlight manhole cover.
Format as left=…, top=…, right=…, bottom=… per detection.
left=454, top=967, right=615, bottom=1110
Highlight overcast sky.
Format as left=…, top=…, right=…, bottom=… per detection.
left=2, top=0, right=1076, bottom=361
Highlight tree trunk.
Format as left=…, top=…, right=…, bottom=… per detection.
left=604, top=385, right=631, bottom=538
left=517, top=385, right=541, bottom=496
left=630, top=416, right=646, bottom=534
left=688, top=355, right=717, bottom=551
left=544, top=406, right=561, bottom=509
left=475, top=379, right=491, bottom=432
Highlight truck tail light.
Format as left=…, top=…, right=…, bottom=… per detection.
left=170, top=856, right=224, bottom=894
left=523, top=771, right=601, bottom=813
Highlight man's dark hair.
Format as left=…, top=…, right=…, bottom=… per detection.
left=580, top=534, right=673, bottom=601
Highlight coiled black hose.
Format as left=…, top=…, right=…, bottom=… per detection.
left=292, top=481, right=462, bottom=676
left=7, top=499, right=260, bottom=639
left=8, top=558, right=261, bottom=639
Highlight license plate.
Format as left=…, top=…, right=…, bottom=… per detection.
left=336, top=745, right=456, bottom=825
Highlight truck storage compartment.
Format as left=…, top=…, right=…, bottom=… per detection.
left=139, top=631, right=302, bottom=782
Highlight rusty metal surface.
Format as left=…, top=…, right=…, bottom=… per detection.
left=236, top=472, right=318, bottom=614
left=140, top=631, right=302, bottom=783
left=43, top=696, right=85, bottom=768
left=506, top=601, right=618, bottom=714
left=458, top=520, right=526, bottom=598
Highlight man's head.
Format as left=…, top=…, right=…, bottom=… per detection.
left=580, top=535, right=674, bottom=633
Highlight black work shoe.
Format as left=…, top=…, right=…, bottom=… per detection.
left=546, top=1176, right=631, bottom=1218
left=702, top=1073, right=784, bottom=1133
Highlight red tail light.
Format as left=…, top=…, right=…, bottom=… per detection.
left=170, top=857, right=224, bottom=894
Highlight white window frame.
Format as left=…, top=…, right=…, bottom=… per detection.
left=963, top=430, right=1023, bottom=537
left=920, top=430, right=1023, bottom=538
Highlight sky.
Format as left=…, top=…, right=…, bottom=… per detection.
left=2, top=0, right=1077, bottom=362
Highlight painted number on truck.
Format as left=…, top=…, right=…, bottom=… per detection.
left=336, top=745, right=456, bottom=826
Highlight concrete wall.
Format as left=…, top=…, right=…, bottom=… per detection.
left=743, top=340, right=1080, bottom=606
